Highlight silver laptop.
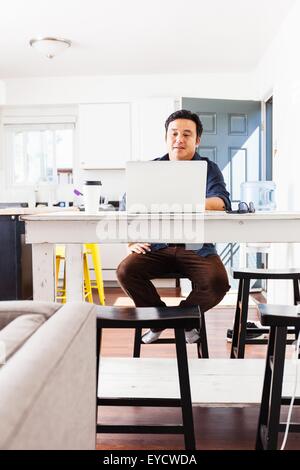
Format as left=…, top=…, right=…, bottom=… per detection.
left=126, top=160, right=207, bottom=213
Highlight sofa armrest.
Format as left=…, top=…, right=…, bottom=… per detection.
left=0, top=301, right=96, bottom=450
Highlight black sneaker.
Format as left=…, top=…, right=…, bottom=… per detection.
left=226, top=321, right=267, bottom=343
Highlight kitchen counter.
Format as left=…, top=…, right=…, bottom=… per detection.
left=0, top=206, right=78, bottom=216
left=0, top=207, right=78, bottom=301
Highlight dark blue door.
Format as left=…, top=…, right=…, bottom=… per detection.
left=182, top=97, right=261, bottom=284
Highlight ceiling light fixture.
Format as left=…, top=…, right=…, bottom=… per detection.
left=29, top=37, right=72, bottom=59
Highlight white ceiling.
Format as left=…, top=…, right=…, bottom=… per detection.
left=0, top=0, right=296, bottom=79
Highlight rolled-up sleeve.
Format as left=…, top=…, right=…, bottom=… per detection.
left=206, top=161, right=231, bottom=211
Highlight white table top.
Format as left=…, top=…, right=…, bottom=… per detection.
left=21, top=210, right=300, bottom=245
left=21, top=210, right=300, bottom=221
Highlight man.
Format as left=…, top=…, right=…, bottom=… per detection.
left=117, top=109, right=231, bottom=343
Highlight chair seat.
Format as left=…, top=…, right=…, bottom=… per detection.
left=259, top=303, right=300, bottom=327
left=233, top=267, right=300, bottom=279
left=96, top=305, right=201, bottom=330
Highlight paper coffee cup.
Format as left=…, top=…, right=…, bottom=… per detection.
left=83, top=181, right=102, bottom=214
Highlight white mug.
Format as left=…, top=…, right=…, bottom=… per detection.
left=27, top=189, right=36, bottom=209
left=83, top=181, right=102, bottom=214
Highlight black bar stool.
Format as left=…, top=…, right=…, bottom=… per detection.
left=256, top=303, right=300, bottom=450
left=96, top=305, right=200, bottom=450
left=230, top=268, right=300, bottom=358
left=133, top=272, right=209, bottom=359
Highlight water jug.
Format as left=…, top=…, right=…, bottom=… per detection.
left=240, top=181, right=276, bottom=211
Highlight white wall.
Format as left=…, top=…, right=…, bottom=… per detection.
left=2, top=72, right=258, bottom=105
left=0, top=81, right=5, bottom=104
left=256, top=0, right=300, bottom=303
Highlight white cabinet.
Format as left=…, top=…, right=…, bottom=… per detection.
left=132, top=98, right=176, bottom=161
left=100, top=243, right=128, bottom=269
left=79, top=103, right=131, bottom=169
left=99, top=243, right=128, bottom=281
left=78, top=99, right=177, bottom=168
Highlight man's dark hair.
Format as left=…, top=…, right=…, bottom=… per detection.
left=165, top=109, right=203, bottom=138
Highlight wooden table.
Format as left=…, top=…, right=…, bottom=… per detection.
left=21, top=210, right=300, bottom=301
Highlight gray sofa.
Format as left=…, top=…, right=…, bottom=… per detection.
left=0, top=301, right=96, bottom=450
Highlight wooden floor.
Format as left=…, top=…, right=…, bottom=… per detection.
left=96, top=287, right=300, bottom=451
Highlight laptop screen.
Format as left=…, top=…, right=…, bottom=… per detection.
left=126, top=160, right=207, bottom=213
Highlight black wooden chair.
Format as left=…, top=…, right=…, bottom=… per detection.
left=132, top=273, right=209, bottom=359
left=256, top=303, right=300, bottom=450
left=230, top=268, right=300, bottom=358
left=96, top=305, right=200, bottom=450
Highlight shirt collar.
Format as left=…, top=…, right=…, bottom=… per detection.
left=160, top=152, right=202, bottom=161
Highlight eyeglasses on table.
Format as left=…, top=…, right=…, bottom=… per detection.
left=226, top=201, right=255, bottom=214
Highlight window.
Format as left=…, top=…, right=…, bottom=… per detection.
left=5, top=123, right=74, bottom=186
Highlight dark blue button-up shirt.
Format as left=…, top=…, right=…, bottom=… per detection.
left=121, top=152, right=231, bottom=257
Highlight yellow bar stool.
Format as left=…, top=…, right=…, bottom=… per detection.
left=83, top=247, right=94, bottom=303
left=55, top=244, right=105, bottom=305
left=85, top=244, right=105, bottom=305
left=56, top=245, right=67, bottom=303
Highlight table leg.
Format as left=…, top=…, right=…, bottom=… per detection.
left=66, top=244, right=84, bottom=301
left=32, top=243, right=55, bottom=301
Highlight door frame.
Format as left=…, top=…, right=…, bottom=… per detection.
left=261, top=93, right=273, bottom=181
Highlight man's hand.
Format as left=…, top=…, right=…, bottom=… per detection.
left=128, top=242, right=151, bottom=254
left=205, top=197, right=225, bottom=211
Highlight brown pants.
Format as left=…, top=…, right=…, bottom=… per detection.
left=116, top=246, right=230, bottom=312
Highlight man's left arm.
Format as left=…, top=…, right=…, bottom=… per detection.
left=205, top=162, right=231, bottom=212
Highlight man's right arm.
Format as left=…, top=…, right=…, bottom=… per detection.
left=120, top=193, right=151, bottom=254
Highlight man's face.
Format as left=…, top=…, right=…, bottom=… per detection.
left=166, top=118, right=200, bottom=161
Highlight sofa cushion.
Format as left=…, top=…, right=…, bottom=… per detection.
left=0, top=314, right=46, bottom=365
left=0, top=301, right=61, bottom=330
